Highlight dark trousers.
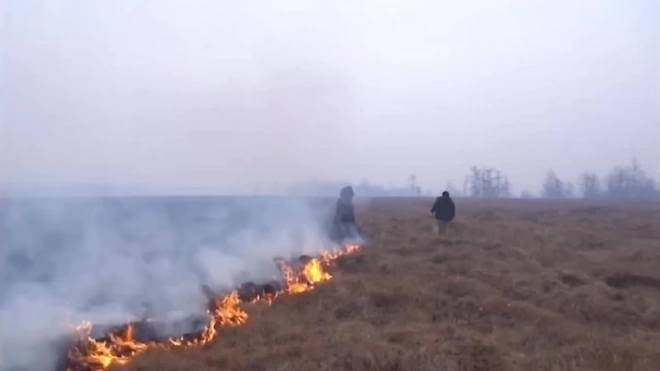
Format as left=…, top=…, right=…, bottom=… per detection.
left=435, top=219, right=451, bottom=234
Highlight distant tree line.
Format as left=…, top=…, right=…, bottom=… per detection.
left=462, top=166, right=512, bottom=198
left=284, top=158, right=658, bottom=200
left=461, top=158, right=659, bottom=200
left=545, top=158, right=659, bottom=200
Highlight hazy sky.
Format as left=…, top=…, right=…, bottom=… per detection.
left=1, top=0, right=658, bottom=194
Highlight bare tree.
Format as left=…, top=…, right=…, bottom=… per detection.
left=408, top=174, right=417, bottom=197
left=541, top=171, right=562, bottom=199
left=578, top=171, right=602, bottom=199
left=502, top=177, right=512, bottom=198
left=465, top=166, right=512, bottom=198
left=605, top=158, right=658, bottom=199
left=541, top=171, right=574, bottom=199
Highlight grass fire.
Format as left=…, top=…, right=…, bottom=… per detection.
left=63, top=243, right=361, bottom=371
left=7, top=198, right=660, bottom=371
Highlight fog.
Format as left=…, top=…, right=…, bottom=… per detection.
left=0, top=0, right=658, bottom=369
left=1, top=0, right=658, bottom=194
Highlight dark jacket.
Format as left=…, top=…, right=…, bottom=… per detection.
left=335, top=186, right=356, bottom=224
left=431, top=196, right=455, bottom=222
left=335, top=198, right=356, bottom=224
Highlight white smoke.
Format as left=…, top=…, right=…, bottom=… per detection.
left=0, top=195, right=337, bottom=371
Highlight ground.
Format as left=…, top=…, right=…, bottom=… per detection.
left=118, top=198, right=660, bottom=371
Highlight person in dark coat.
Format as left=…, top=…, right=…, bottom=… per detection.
left=335, top=186, right=356, bottom=224
left=431, top=191, right=456, bottom=234
left=332, top=186, right=362, bottom=242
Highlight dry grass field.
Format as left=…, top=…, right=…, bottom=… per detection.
left=117, top=198, right=660, bottom=371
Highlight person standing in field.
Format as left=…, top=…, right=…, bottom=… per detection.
left=332, top=186, right=361, bottom=242
left=335, top=186, right=356, bottom=225
left=431, top=191, right=456, bottom=234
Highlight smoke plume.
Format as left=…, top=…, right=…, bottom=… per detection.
left=0, top=195, right=336, bottom=371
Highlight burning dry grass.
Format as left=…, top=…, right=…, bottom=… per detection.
left=86, top=198, right=660, bottom=371
left=65, top=244, right=361, bottom=371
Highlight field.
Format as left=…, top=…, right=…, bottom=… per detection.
left=117, top=198, right=660, bottom=371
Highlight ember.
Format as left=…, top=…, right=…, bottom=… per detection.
left=63, top=243, right=360, bottom=371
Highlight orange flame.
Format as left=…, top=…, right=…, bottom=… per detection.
left=66, top=243, right=360, bottom=371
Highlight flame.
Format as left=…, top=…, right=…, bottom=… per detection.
left=67, top=321, right=147, bottom=369
left=66, top=243, right=360, bottom=371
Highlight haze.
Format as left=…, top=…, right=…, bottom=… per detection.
left=1, top=0, right=658, bottom=195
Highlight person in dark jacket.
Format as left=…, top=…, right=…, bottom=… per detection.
left=335, top=186, right=356, bottom=224
left=332, top=186, right=362, bottom=243
left=431, top=191, right=456, bottom=234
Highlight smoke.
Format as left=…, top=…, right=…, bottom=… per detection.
left=0, top=195, right=337, bottom=371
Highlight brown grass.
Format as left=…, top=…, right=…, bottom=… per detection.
left=117, top=198, right=660, bottom=371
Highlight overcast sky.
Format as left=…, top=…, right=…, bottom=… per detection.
left=1, top=0, right=658, bottom=194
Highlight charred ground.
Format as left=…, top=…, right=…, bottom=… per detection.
left=115, top=198, right=660, bottom=371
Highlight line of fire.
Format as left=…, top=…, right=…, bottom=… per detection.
left=60, top=243, right=361, bottom=371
